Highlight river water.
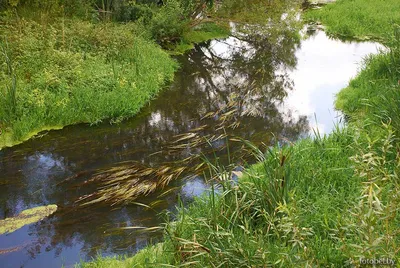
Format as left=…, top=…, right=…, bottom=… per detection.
left=0, top=24, right=381, bottom=267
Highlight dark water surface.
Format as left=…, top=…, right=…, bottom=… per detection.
left=0, top=25, right=381, bottom=267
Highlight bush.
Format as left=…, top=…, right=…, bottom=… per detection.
left=115, top=4, right=154, bottom=24
left=112, top=0, right=191, bottom=47
left=149, top=0, right=188, bottom=45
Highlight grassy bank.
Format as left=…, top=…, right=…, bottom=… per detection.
left=0, top=1, right=231, bottom=150
left=306, top=0, right=400, bottom=135
left=304, top=0, right=400, bottom=41
left=0, top=19, right=177, bottom=149
left=79, top=0, right=400, bottom=267
left=80, top=124, right=399, bottom=267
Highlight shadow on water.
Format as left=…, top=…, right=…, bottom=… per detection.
left=0, top=17, right=383, bottom=268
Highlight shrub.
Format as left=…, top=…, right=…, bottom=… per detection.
left=115, top=3, right=154, bottom=24
left=149, top=0, right=188, bottom=45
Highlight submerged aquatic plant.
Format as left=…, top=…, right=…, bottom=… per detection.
left=0, top=205, right=57, bottom=235
left=71, top=100, right=232, bottom=205
left=72, top=96, right=290, bottom=206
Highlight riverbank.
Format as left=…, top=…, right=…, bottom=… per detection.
left=0, top=3, right=230, bottom=150
left=304, top=0, right=400, bottom=41
left=79, top=1, right=400, bottom=267
left=0, top=19, right=177, bottom=150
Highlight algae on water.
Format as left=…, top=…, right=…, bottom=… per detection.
left=0, top=205, right=57, bottom=235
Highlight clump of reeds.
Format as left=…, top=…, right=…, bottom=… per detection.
left=154, top=122, right=399, bottom=267
left=338, top=123, right=400, bottom=263
left=161, top=138, right=314, bottom=267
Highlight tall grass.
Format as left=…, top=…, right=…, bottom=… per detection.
left=0, top=41, right=17, bottom=122
left=341, top=123, right=400, bottom=262
left=80, top=122, right=399, bottom=267
left=0, top=19, right=177, bottom=149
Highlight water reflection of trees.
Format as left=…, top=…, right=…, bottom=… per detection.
left=169, top=23, right=308, bottom=146
left=0, top=16, right=309, bottom=267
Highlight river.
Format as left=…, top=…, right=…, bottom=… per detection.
left=0, top=23, right=381, bottom=267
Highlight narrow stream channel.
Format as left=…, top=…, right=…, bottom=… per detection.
left=0, top=25, right=381, bottom=267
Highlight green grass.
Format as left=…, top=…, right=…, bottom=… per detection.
left=0, top=19, right=177, bottom=149
left=158, top=130, right=358, bottom=267
left=80, top=124, right=400, bottom=267
left=335, top=51, right=400, bottom=122
left=304, top=0, right=400, bottom=41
